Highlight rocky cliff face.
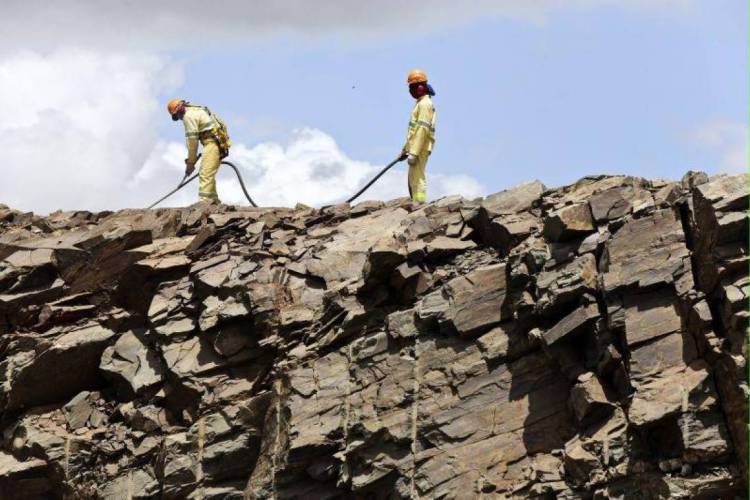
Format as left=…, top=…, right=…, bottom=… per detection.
left=0, top=172, right=746, bottom=499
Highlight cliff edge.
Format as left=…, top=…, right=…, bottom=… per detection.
left=0, top=172, right=747, bottom=499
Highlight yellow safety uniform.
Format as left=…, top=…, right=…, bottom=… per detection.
left=183, top=105, right=225, bottom=203
left=403, top=95, right=436, bottom=202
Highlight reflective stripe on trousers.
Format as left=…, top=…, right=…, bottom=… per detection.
left=198, top=139, right=221, bottom=203
left=408, top=153, right=429, bottom=203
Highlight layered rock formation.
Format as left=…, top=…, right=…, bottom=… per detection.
left=0, top=172, right=746, bottom=499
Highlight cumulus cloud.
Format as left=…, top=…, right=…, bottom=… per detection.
left=0, top=0, right=697, bottom=50
left=0, top=2, right=699, bottom=212
left=133, top=129, right=485, bottom=209
left=0, top=47, right=482, bottom=213
left=692, top=120, right=748, bottom=174
left=0, top=49, right=183, bottom=213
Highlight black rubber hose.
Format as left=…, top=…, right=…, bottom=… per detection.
left=147, top=173, right=198, bottom=209
left=221, top=160, right=258, bottom=207
left=147, top=159, right=257, bottom=208
left=149, top=155, right=402, bottom=208
left=346, top=156, right=404, bottom=204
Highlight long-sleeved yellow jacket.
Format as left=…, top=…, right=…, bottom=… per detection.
left=404, top=95, right=436, bottom=158
left=182, top=105, right=221, bottom=166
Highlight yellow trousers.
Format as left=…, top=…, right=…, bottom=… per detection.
left=198, top=138, right=221, bottom=203
left=408, top=153, right=429, bottom=202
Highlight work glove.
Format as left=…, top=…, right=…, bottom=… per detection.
left=398, top=150, right=409, bottom=162
left=407, top=153, right=418, bottom=166
left=184, top=159, right=196, bottom=176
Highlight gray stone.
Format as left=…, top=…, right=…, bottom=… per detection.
left=569, top=373, right=615, bottom=425
left=199, top=294, right=250, bottom=331
left=543, top=203, right=595, bottom=242
left=63, top=391, right=96, bottom=430
left=2, top=323, right=116, bottom=410
left=0, top=172, right=746, bottom=498
left=443, top=263, right=509, bottom=337
left=424, top=235, right=476, bottom=258
left=541, top=303, right=599, bottom=346
left=100, top=330, right=164, bottom=396
left=0, top=451, right=51, bottom=500
left=600, top=208, right=692, bottom=293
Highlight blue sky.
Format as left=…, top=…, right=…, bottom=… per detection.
left=0, top=1, right=746, bottom=212
left=165, top=0, right=747, bottom=190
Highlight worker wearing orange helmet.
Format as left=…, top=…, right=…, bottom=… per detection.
left=400, top=69, right=436, bottom=203
left=167, top=99, right=231, bottom=204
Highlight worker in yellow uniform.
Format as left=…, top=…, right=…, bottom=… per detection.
left=401, top=69, right=436, bottom=203
left=167, top=99, right=231, bottom=204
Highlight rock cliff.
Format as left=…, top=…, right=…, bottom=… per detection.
left=0, top=172, right=746, bottom=499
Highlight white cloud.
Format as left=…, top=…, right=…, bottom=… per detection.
left=0, top=1, right=697, bottom=51
left=0, top=49, right=184, bottom=213
left=135, top=129, right=485, bottom=209
left=0, top=2, right=696, bottom=213
left=0, top=47, right=482, bottom=213
left=692, top=120, right=748, bottom=174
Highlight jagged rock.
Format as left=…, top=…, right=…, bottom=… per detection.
left=100, top=466, right=159, bottom=499
left=388, top=262, right=430, bottom=302
left=482, top=180, right=546, bottom=216
left=564, top=408, right=629, bottom=489
left=133, top=236, right=193, bottom=275
left=691, top=173, right=749, bottom=292
left=148, top=278, right=196, bottom=338
left=540, top=303, right=599, bottom=346
left=424, top=235, right=476, bottom=258
left=0, top=173, right=745, bottom=498
left=714, top=352, right=749, bottom=478
left=192, top=256, right=243, bottom=297
left=680, top=170, right=709, bottom=189
left=628, top=358, right=713, bottom=428
left=442, top=263, right=509, bottom=336
left=0, top=451, right=51, bottom=500
left=600, top=207, right=692, bottom=294
left=100, top=330, right=164, bottom=397
left=543, top=203, right=595, bottom=242
left=37, top=296, right=97, bottom=329
left=569, top=372, right=615, bottom=426
left=62, top=391, right=107, bottom=430
left=119, top=403, right=170, bottom=433
left=162, top=336, right=226, bottom=378
left=535, top=252, right=597, bottom=315
left=472, top=181, right=545, bottom=251
left=623, top=289, right=682, bottom=347
left=0, top=277, right=66, bottom=310
left=654, top=182, right=682, bottom=206
left=476, top=322, right=534, bottom=363
left=385, top=308, right=419, bottom=339
left=1, top=323, right=116, bottom=410
left=589, top=185, right=654, bottom=222
left=199, top=295, right=250, bottom=331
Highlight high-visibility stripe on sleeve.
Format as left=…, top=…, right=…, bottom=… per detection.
left=409, top=120, right=435, bottom=131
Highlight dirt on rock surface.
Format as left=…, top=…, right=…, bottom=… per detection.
left=0, top=172, right=746, bottom=499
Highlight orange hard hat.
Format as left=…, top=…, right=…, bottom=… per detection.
left=407, top=69, right=428, bottom=85
left=167, top=98, right=184, bottom=116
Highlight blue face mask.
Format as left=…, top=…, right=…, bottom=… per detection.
left=426, top=84, right=436, bottom=96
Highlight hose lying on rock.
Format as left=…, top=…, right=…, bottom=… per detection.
left=148, top=160, right=258, bottom=208
left=148, top=155, right=405, bottom=209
